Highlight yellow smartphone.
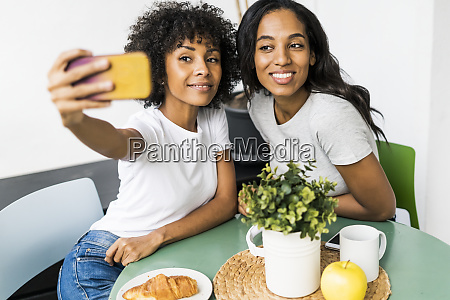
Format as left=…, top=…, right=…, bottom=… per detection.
left=66, top=52, right=151, bottom=100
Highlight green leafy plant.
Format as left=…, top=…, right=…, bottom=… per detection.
left=239, top=161, right=338, bottom=240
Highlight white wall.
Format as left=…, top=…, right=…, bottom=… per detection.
left=0, top=0, right=151, bottom=178
left=425, top=0, right=450, bottom=244
left=0, top=0, right=241, bottom=179
left=1, top=1, right=448, bottom=244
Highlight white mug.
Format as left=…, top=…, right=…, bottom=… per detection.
left=339, top=225, right=387, bottom=282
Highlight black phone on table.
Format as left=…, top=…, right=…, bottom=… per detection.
left=324, top=232, right=340, bottom=251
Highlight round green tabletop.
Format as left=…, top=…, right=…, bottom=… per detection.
left=109, top=216, right=450, bottom=299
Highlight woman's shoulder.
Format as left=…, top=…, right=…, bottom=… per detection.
left=308, top=92, right=368, bottom=130
left=309, top=92, right=354, bottom=111
left=309, top=92, right=362, bottom=119
left=125, top=107, right=165, bottom=132
left=128, top=107, right=159, bottom=123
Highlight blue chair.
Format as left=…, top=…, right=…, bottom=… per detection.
left=377, top=141, right=419, bottom=229
left=0, top=178, right=104, bottom=299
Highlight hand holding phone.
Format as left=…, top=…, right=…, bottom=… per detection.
left=66, top=52, right=151, bottom=100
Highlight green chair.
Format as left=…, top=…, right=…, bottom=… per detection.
left=377, top=141, right=419, bottom=229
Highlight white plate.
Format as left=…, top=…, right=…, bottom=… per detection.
left=117, top=268, right=212, bottom=300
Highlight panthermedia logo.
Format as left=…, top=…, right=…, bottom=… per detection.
left=127, top=137, right=315, bottom=163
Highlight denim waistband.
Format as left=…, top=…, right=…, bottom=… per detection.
left=78, top=230, right=120, bottom=248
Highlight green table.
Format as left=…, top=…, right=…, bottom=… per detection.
left=109, top=216, right=450, bottom=299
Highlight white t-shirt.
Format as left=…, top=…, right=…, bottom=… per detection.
left=248, top=92, right=378, bottom=197
left=90, top=106, right=230, bottom=237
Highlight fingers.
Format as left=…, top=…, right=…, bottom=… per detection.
left=121, top=253, right=139, bottom=267
left=59, top=58, right=111, bottom=89
left=238, top=185, right=258, bottom=216
left=238, top=203, right=248, bottom=216
left=47, top=55, right=110, bottom=92
left=238, top=191, right=249, bottom=216
left=48, top=49, right=94, bottom=90
left=48, top=49, right=92, bottom=77
left=50, top=80, right=114, bottom=104
left=47, top=49, right=114, bottom=120
left=112, top=241, right=127, bottom=266
left=105, top=238, right=134, bottom=266
left=56, top=99, right=111, bottom=114
left=104, top=235, right=161, bottom=267
left=105, top=241, right=119, bottom=266
left=47, top=48, right=112, bottom=102
left=105, top=238, right=141, bottom=267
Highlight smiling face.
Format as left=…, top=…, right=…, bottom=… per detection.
left=254, top=9, right=315, bottom=101
left=164, top=38, right=222, bottom=108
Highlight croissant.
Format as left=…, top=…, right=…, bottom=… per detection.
left=122, top=273, right=198, bottom=300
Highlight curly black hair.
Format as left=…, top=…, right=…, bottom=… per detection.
left=124, top=1, right=239, bottom=108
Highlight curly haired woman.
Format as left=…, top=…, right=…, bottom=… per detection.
left=47, top=2, right=239, bottom=299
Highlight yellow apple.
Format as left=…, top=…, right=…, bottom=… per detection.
left=320, top=260, right=367, bottom=300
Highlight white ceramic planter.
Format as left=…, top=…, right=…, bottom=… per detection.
left=246, top=225, right=321, bottom=298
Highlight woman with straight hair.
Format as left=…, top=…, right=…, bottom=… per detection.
left=237, top=0, right=396, bottom=221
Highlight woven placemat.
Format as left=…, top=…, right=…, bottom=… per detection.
left=214, top=243, right=391, bottom=300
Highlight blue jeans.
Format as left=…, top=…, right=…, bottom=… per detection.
left=57, top=230, right=124, bottom=300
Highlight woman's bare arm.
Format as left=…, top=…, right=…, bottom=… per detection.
left=47, top=49, right=144, bottom=159
left=105, top=150, right=238, bottom=266
left=334, top=152, right=396, bottom=221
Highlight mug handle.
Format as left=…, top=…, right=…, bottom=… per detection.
left=378, top=231, right=387, bottom=259
left=246, top=225, right=265, bottom=257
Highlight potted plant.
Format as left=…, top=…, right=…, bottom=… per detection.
left=241, top=161, right=338, bottom=298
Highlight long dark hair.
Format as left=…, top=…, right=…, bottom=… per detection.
left=237, top=0, right=386, bottom=142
